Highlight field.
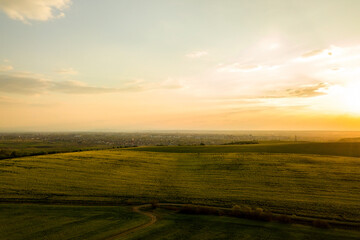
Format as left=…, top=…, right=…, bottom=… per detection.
left=1, top=142, right=359, bottom=224
left=127, top=209, right=360, bottom=240
left=0, top=204, right=147, bottom=240
left=1, top=204, right=359, bottom=240
left=132, top=141, right=360, bottom=157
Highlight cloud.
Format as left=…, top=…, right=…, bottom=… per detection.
left=55, top=67, right=78, bottom=75
left=208, top=82, right=329, bottom=103
left=285, top=83, right=328, bottom=98
left=301, top=49, right=325, bottom=58
left=0, top=73, right=134, bottom=94
left=211, top=45, right=360, bottom=96
left=0, top=64, right=13, bottom=71
left=0, top=0, right=71, bottom=23
left=0, top=72, right=182, bottom=95
left=0, top=73, right=50, bottom=94
left=155, top=78, right=183, bottom=90
left=0, top=95, right=22, bottom=105
left=255, top=82, right=329, bottom=100
left=51, top=79, right=183, bottom=94
left=186, top=51, right=208, bottom=58
left=51, top=80, right=125, bottom=94
left=296, top=47, right=336, bottom=62
left=217, top=63, right=263, bottom=73
left=256, top=82, right=328, bottom=99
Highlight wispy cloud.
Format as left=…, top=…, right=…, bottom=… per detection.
left=0, top=71, right=183, bottom=95
left=50, top=80, right=124, bottom=94
left=0, top=64, right=13, bottom=71
left=285, top=83, right=328, bottom=98
left=174, top=44, right=360, bottom=116
left=154, top=78, right=183, bottom=90
left=186, top=50, right=208, bottom=58
left=264, top=82, right=329, bottom=98
left=55, top=67, right=78, bottom=75
left=0, top=95, right=22, bottom=105
left=211, top=84, right=328, bottom=101
left=301, top=49, right=325, bottom=58
left=217, top=63, right=264, bottom=73
left=0, top=0, right=71, bottom=23
left=295, top=46, right=340, bottom=62
left=0, top=73, right=50, bottom=94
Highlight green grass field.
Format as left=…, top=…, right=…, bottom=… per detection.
left=0, top=204, right=147, bottom=240
left=126, top=209, right=360, bottom=240
left=131, top=141, right=360, bottom=157
left=1, top=142, right=359, bottom=223
left=2, top=205, right=359, bottom=240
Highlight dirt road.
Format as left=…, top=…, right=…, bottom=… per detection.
left=104, top=204, right=157, bottom=240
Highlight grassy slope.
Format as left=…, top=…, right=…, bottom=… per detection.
left=126, top=209, right=360, bottom=240
left=0, top=204, right=147, bottom=240
left=130, top=142, right=360, bottom=157
left=1, top=146, right=359, bottom=222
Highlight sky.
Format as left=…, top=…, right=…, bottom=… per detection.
left=1, top=0, right=360, bottom=131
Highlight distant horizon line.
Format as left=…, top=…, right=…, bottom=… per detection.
left=1, top=129, right=360, bottom=133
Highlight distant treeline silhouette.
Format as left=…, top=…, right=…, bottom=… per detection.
left=0, top=145, right=138, bottom=160
left=0, top=149, right=87, bottom=160
left=222, top=141, right=259, bottom=145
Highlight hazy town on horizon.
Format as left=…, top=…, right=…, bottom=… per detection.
left=2, top=130, right=360, bottom=143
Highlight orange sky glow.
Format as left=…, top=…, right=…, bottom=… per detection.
left=1, top=1, right=360, bottom=131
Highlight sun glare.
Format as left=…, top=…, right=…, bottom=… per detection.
left=325, top=81, right=360, bottom=115
left=338, top=82, right=360, bottom=115
left=342, top=82, right=360, bottom=114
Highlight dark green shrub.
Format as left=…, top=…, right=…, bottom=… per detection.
left=312, top=219, right=330, bottom=229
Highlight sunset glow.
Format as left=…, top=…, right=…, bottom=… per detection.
left=1, top=1, right=360, bottom=131
left=339, top=82, right=360, bottom=115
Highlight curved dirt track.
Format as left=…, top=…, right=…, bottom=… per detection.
left=103, top=203, right=216, bottom=239
left=103, top=202, right=360, bottom=239
left=104, top=204, right=157, bottom=240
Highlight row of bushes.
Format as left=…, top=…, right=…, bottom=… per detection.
left=175, top=204, right=330, bottom=229
left=113, top=145, right=138, bottom=148
left=0, top=145, right=140, bottom=160
left=0, top=148, right=91, bottom=160
left=222, top=141, right=259, bottom=145
left=230, top=205, right=292, bottom=223
left=0, top=145, right=142, bottom=160
left=0, top=150, right=60, bottom=160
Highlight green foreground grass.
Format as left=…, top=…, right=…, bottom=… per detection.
left=0, top=204, right=147, bottom=240
left=1, top=204, right=359, bottom=240
left=127, top=209, right=360, bottom=240
left=1, top=143, right=359, bottom=223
